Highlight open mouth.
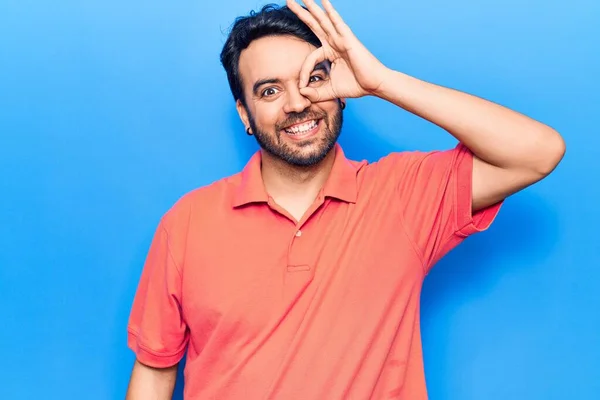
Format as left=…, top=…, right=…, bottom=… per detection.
left=282, top=119, right=322, bottom=140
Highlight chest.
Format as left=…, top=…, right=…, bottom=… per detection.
left=179, top=198, right=423, bottom=344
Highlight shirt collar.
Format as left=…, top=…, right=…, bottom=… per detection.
left=232, top=143, right=361, bottom=208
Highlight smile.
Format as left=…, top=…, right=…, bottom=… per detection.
left=284, top=119, right=319, bottom=135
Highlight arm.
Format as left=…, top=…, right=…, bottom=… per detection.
left=373, top=70, right=566, bottom=211
left=125, top=360, right=178, bottom=400
left=287, top=0, right=566, bottom=212
left=126, top=219, right=188, bottom=399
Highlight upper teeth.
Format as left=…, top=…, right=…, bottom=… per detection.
left=285, top=120, right=317, bottom=134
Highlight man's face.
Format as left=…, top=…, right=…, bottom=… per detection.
left=236, top=35, right=343, bottom=167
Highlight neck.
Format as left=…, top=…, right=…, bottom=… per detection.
left=260, top=148, right=337, bottom=202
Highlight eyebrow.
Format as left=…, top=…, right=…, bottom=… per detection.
left=252, top=78, right=281, bottom=96
left=252, top=61, right=331, bottom=96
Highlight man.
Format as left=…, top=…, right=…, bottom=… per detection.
left=125, top=0, right=565, bottom=399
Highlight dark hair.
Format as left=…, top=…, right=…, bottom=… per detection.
left=219, top=3, right=321, bottom=106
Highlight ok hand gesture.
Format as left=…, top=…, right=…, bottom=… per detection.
left=287, top=0, right=391, bottom=102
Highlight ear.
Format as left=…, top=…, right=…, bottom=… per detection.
left=236, top=99, right=250, bottom=129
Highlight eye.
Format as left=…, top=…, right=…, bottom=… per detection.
left=261, top=87, right=279, bottom=97
left=309, top=75, right=323, bottom=84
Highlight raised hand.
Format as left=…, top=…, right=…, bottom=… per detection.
left=286, top=0, right=390, bottom=103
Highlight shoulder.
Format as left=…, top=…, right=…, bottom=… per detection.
left=363, top=144, right=469, bottom=177
left=159, top=170, right=243, bottom=232
left=357, top=149, right=430, bottom=183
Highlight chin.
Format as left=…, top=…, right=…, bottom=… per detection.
left=284, top=141, right=336, bottom=167
left=252, top=116, right=341, bottom=167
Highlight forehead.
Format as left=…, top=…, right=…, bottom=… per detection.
left=238, top=35, right=317, bottom=86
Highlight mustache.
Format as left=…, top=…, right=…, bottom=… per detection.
left=276, top=110, right=327, bottom=130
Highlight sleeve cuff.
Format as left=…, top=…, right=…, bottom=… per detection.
left=127, top=330, right=187, bottom=368
left=453, top=143, right=503, bottom=237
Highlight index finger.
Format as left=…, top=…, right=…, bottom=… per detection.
left=298, top=47, right=327, bottom=89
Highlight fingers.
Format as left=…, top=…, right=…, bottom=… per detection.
left=321, top=0, right=351, bottom=36
left=286, top=0, right=328, bottom=44
left=298, top=47, right=327, bottom=89
left=299, top=77, right=338, bottom=102
left=301, top=0, right=339, bottom=38
left=299, top=86, right=321, bottom=103
left=300, top=85, right=334, bottom=103
left=298, top=49, right=337, bottom=102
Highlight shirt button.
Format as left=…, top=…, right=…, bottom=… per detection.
left=295, top=230, right=302, bottom=237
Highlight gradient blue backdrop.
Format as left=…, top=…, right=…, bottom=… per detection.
left=1, top=0, right=598, bottom=399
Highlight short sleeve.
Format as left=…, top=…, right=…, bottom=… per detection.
left=127, top=220, right=189, bottom=368
left=387, top=143, right=502, bottom=274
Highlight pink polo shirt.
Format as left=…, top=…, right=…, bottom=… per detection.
left=127, top=143, right=502, bottom=399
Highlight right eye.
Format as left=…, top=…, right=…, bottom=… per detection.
left=261, top=87, right=279, bottom=97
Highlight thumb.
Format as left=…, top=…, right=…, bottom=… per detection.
left=300, top=85, right=335, bottom=103
left=299, top=86, right=322, bottom=102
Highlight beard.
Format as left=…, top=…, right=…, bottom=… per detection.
left=247, top=102, right=343, bottom=167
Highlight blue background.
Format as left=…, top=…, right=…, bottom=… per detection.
left=1, top=0, right=598, bottom=399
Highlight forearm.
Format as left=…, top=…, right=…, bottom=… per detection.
left=374, top=69, right=565, bottom=174
left=126, top=360, right=178, bottom=400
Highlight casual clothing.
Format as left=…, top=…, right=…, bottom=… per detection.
left=127, top=143, right=502, bottom=399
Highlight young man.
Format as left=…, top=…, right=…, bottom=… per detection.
left=125, top=1, right=565, bottom=399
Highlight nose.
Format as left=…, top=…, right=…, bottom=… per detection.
left=282, top=86, right=311, bottom=114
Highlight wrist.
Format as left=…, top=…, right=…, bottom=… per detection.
left=370, top=68, right=405, bottom=100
